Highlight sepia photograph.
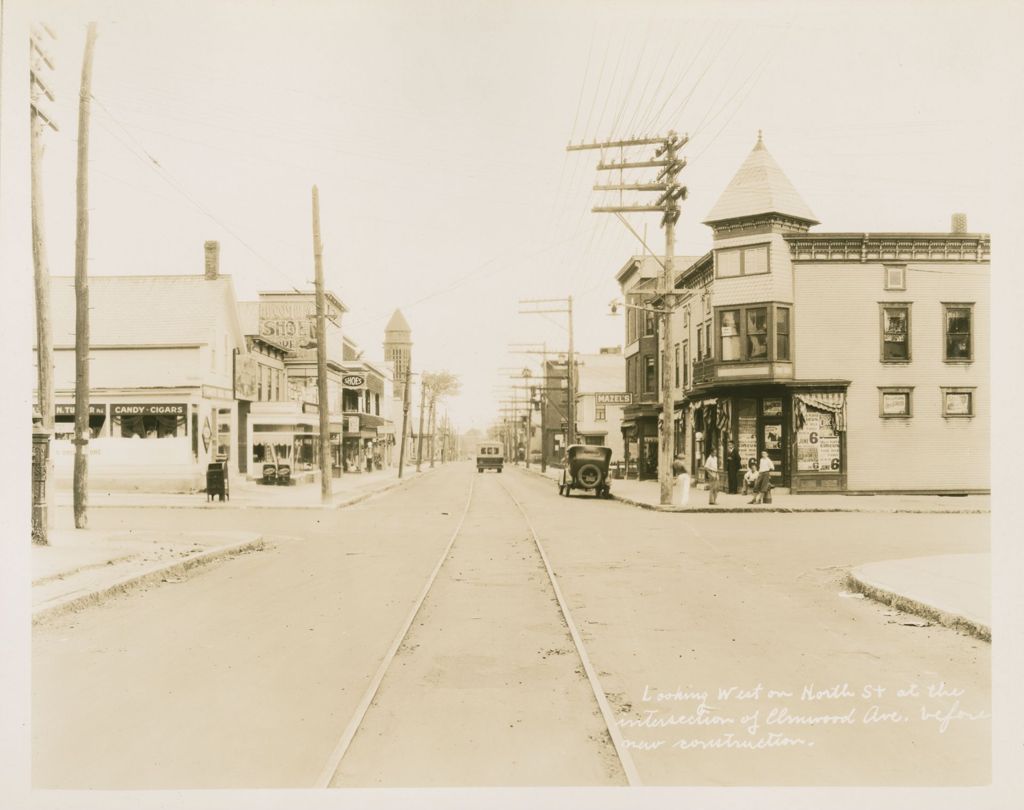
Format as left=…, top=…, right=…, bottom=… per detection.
left=1, top=1, right=1021, bottom=808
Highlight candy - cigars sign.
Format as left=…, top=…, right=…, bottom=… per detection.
left=111, top=404, right=186, bottom=416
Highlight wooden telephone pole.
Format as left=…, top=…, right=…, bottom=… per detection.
left=397, top=368, right=412, bottom=478
left=312, top=186, right=332, bottom=502
left=73, top=23, right=97, bottom=529
left=567, top=132, right=688, bottom=505
left=518, top=300, right=577, bottom=452
left=415, top=379, right=427, bottom=472
left=31, top=24, right=58, bottom=545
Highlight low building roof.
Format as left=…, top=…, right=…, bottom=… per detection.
left=50, top=275, right=244, bottom=348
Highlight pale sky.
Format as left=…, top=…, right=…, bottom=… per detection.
left=3, top=0, right=1009, bottom=432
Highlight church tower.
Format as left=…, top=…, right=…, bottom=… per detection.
left=383, top=309, right=412, bottom=386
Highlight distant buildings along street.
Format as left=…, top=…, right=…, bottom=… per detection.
left=36, top=240, right=414, bottom=492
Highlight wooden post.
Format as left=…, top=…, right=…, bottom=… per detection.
left=31, top=26, right=58, bottom=545
left=397, top=369, right=411, bottom=478
left=428, top=395, right=436, bottom=468
left=312, top=185, right=332, bottom=501
left=73, top=23, right=97, bottom=530
left=415, top=379, right=427, bottom=472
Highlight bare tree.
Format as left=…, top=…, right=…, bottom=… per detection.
left=421, top=371, right=460, bottom=467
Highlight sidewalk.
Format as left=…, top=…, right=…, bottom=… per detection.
left=516, top=464, right=989, bottom=514
left=35, top=465, right=437, bottom=623
left=32, top=528, right=265, bottom=624
left=52, top=465, right=436, bottom=511
left=847, top=554, right=991, bottom=641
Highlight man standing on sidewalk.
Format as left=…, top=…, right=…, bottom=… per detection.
left=704, top=450, right=720, bottom=506
left=725, top=441, right=741, bottom=494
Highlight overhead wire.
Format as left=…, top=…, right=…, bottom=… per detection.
left=90, top=96, right=290, bottom=290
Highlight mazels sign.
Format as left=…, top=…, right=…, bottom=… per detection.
left=595, top=392, right=632, bottom=405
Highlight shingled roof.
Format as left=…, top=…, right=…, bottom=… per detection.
left=49, top=275, right=243, bottom=348
left=704, top=133, right=818, bottom=226
left=385, top=309, right=411, bottom=334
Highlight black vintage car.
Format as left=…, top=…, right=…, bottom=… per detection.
left=558, top=444, right=613, bottom=498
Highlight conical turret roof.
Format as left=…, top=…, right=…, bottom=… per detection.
left=704, top=133, right=818, bottom=226
left=385, top=309, right=411, bottom=334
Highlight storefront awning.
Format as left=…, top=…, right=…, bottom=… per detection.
left=795, top=392, right=847, bottom=432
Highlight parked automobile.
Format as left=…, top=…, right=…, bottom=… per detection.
left=558, top=444, right=612, bottom=498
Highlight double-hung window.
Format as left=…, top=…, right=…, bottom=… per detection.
left=880, top=303, right=911, bottom=362
left=644, top=355, right=656, bottom=393
left=943, top=303, right=973, bottom=362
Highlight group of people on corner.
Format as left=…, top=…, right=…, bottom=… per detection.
left=701, top=441, right=774, bottom=506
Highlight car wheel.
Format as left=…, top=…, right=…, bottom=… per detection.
left=577, top=463, right=602, bottom=489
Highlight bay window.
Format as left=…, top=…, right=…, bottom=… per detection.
left=715, top=304, right=793, bottom=363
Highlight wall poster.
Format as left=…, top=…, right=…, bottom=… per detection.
left=796, top=407, right=842, bottom=472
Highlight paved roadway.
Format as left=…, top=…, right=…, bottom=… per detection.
left=33, top=462, right=989, bottom=788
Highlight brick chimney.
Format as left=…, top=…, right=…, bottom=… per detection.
left=204, top=240, right=220, bottom=279
left=951, top=213, right=968, bottom=234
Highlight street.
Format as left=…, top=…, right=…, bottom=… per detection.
left=33, top=463, right=989, bottom=788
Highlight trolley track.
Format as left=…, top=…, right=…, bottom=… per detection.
left=315, top=467, right=640, bottom=787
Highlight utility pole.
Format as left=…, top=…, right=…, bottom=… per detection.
left=73, top=23, right=97, bottom=530
left=312, top=186, right=332, bottom=501
left=31, top=24, right=58, bottom=545
left=567, top=132, right=688, bottom=505
left=521, top=368, right=533, bottom=468
left=416, top=378, right=427, bottom=472
left=397, top=368, right=412, bottom=478
left=428, top=393, right=436, bottom=468
left=519, top=300, right=577, bottom=452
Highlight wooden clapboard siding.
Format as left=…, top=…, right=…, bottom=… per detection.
left=793, top=260, right=988, bottom=491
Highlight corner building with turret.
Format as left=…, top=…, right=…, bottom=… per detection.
left=623, top=134, right=989, bottom=493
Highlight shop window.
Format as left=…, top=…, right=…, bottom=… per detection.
left=720, top=310, right=741, bottom=361
left=884, top=264, right=906, bottom=291
left=776, top=306, right=791, bottom=361
left=715, top=244, right=770, bottom=278
left=941, top=387, right=974, bottom=418
left=595, top=406, right=606, bottom=421
left=644, top=355, right=656, bottom=393
left=746, top=308, right=768, bottom=360
left=115, top=414, right=185, bottom=438
left=216, top=407, right=232, bottom=459
left=943, top=303, right=973, bottom=362
left=879, top=387, right=913, bottom=418
left=880, top=304, right=911, bottom=362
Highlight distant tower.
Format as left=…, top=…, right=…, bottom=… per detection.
left=384, top=309, right=412, bottom=388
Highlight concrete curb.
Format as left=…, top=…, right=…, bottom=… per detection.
left=56, top=466, right=440, bottom=512
left=844, top=571, right=991, bottom=643
left=32, top=535, right=266, bottom=626
left=610, top=493, right=989, bottom=514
